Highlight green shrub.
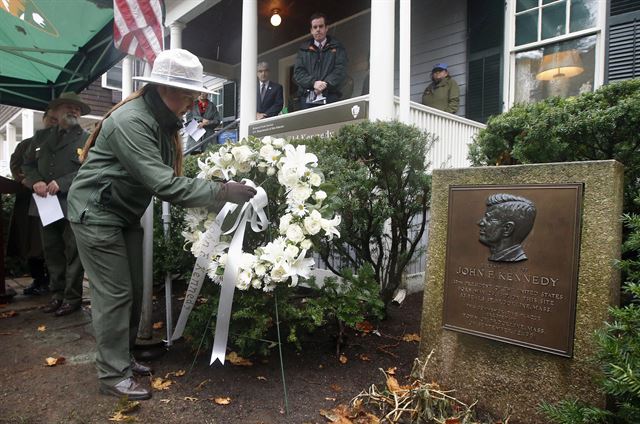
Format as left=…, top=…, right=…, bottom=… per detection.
left=469, top=79, right=640, bottom=212
left=305, top=121, right=433, bottom=305
left=540, top=214, right=640, bottom=423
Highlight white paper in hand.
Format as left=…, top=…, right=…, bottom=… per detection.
left=32, top=193, right=64, bottom=226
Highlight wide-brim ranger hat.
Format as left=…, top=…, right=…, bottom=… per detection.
left=48, top=92, right=91, bottom=115
left=133, top=49, right=210, bottom=93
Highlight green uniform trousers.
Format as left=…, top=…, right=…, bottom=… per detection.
left=71, top=222, right=143, bottom=386
left=42, top=219, right=84, bottom=306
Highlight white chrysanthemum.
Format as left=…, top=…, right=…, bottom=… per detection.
left=251, top=278, right=262, bottom=289
left=237, top=270, right=252, bottom=290
left=285, top=223, right=305, bottom=243
left=303, top=210, right=323, bottom=235
left=254, top=263, right=267, bottom=277
left=290, top=201, right=308, bottom=217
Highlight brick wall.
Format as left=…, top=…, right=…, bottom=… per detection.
left=79, top=79, right=121, bottom=118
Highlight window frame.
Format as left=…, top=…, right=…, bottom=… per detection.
left=504, top=0, right=607, bottom=109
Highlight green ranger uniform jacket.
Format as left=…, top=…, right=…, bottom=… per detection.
left=421, top=76, right=460, bottom=114
left=22, top=125, right=89, bottom=216
left=67, top=87, right=224, bottom=227
left=294, top=35, right=348, bottom=99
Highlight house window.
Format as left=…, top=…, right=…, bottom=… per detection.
left=515, top=0, right=599, bottom=46
left=509, top=0, right=603, bottom=105
left=101, top=62, right=123, bottom=91
left=514, top=35, right=596, bottom=103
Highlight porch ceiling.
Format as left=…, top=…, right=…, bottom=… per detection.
left=181, top=0, right=370, bottom=65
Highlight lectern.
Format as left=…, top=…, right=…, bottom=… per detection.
left=0, top=176, right=25, bottom=302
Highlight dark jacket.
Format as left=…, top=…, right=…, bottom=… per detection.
left=293, top=35, right=348, bottom=99
left=421, top=76, right=460, bottom=114
left=257, top=80, right=284, bottom=117
left=67, top=87, right=225, bottom=227
left=22, top=124, right=89, bottom=216
left=186, top=99, right=220, bottom=141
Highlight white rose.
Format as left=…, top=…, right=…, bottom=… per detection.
left=279, top=214, right=293, bottom=234
left=272, top=138, right=286, bottom=148
left=309, top=172, right=322, bottom=187
left=262, top=136, right=273, bottom=145
left=267, top=166, right=276, bottom=176
left=270, top=262, right=289, bottom=282
left=278, top=167, right=300, bottom=187
left=254, top=263, right=267, bottom=277
left=303, top=214, right=322, bottom=235
left=231, top=145, right=254, bottom=163
left=237, top=162, right=252, bottom=173
left=290, top=184, right=313, bottom=203
left=286, top=224, right=305, bottom=243
left=301, top=239, right=313, bottom=250
left=285, top=244, right=300, bottom=259
left=313, top=190, right=327, bottom=201
left=259, top=144, right=275, bottom=161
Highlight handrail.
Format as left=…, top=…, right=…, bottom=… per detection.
left=184, top=118, right=239, bottom=156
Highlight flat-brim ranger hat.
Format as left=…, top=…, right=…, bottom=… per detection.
left=134, top=49, right=210, bottom=93
left=48, top=92, right=91, bottom=115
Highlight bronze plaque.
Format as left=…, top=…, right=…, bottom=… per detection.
left=442, top=184, right=583, bottom=357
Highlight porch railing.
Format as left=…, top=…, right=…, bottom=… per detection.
left=394, top=99, right=486, bottom=171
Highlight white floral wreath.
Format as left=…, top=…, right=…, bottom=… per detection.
left=182, top=136, right=341, bottom=292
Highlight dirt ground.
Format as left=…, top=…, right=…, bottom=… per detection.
left=0, top=277, right=422, bottom=424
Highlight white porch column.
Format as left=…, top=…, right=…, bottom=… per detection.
left=21, top=110, right=34, bottom=140
left=169, top=21, right=186, bottom=50
left=399, top=0, right=411, bottom=123
left=239, top=0, right=257, bottom=139
left=369, top=0, right=396, bottom=121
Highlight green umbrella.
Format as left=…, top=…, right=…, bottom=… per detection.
left=0, top=0, right=125, bottom=110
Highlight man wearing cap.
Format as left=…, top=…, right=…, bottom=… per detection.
left=68, top=49, right=256, bottom=400
left=421, top=63, right=460, bottom=114
left=22, top=92, right=89, bottom=317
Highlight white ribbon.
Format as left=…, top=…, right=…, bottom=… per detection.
left=170, top=180, right=269, bottom=366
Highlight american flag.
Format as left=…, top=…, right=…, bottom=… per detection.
left=113, top=0, right=164, bottom=63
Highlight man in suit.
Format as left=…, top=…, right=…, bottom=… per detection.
left=22, top=92, right=89, bottom=316
left=256, top=62, right=283, bottom=119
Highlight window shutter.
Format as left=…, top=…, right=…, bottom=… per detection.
left=607, top=1, right=640, bottom=82
left=467, top=54, right=501, bottom=123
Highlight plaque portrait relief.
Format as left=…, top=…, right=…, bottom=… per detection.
left=442, top=184, right=583, bottom=357
left=477, top=194, right=537, bottom=262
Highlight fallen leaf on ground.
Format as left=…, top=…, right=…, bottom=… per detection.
left=339, top=354, right=348, bottom=364
left=325, top=397, right=336, bottom=401
left=159, top=399, right=171, bottom=404
left=358, top=354, right=371, bottom=362
left=256, top=376, right=267, bottom=381
left=445, top=419, right=461, bottom=424
left=165, top=369, right=186, bottom=378
left=152, top=321, right=164, bottom=330
left=330, top=384, right=342, bottom=392
left=151, top=378, right=173, bottom=390
left=386, top=375, right=402, bottom=393
left=402, top=333, right=420, bottom=342
left=319, top=405, right=354, bottom=423
left=213, top=397, right=231, bottom=405
left=385, top=367, right=396, bottom=375
left=355, top=321, right=374, bottom=333
left=115, top=400, right=140, bottom=415
left=37, top=325, right=46, bottom=332
left=0, top=310, right=17, bottom=319
left=45, top=356, right=65, bottom=367
left=183, top=396, right=198, bottom=402
left=194, top=379, right=210, bottom=391
left=226, top=351, right=253, bottom=366
left=108, top=411, right=137, bottom=422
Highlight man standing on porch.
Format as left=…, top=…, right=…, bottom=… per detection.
left=421, top=63, right=460, bottom=114
left=294, top=12, right=348, bottom=109
left=256, top=62, right=283, bottom=119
